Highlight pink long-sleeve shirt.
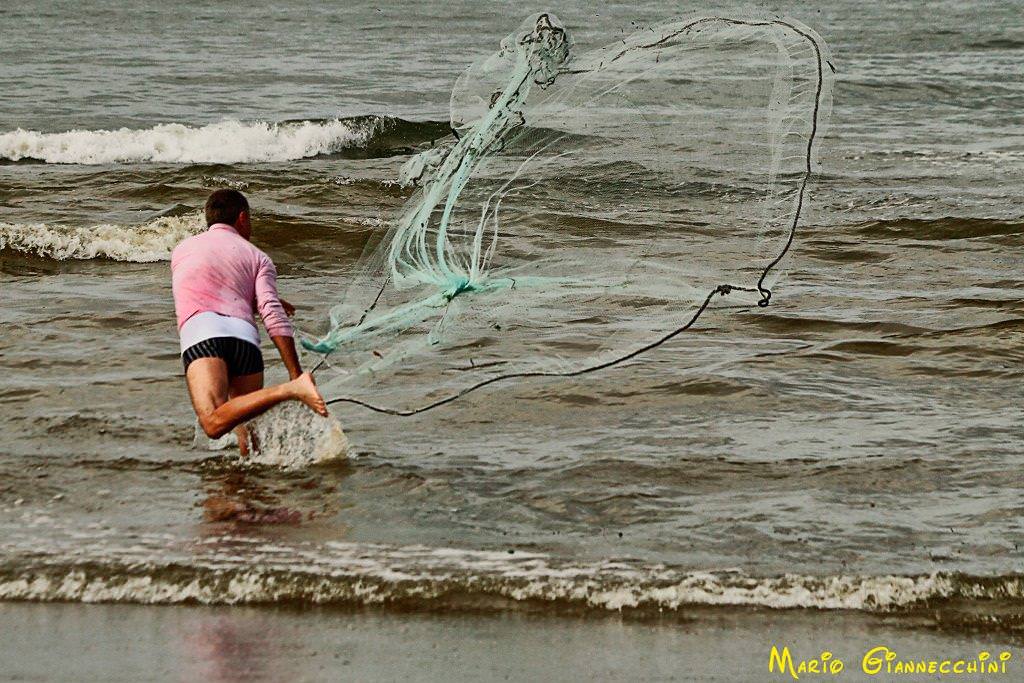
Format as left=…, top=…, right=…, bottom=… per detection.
left=171, top=223, right=293, bottom=338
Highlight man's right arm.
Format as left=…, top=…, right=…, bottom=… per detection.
left=254, top=255, right=301, bottom=377
left=271, top=334, right=302, bottom=380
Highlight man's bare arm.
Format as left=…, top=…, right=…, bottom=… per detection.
left=271, top=335, right=303, bottom=380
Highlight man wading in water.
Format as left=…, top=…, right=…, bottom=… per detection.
left=171, top=189, right=327, bottom=454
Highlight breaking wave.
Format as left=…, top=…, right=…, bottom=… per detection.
left=0, top=115, right=452, bottom=165
left=1, top=534, right=1022, bottom=618
left=0, top=213, right=204, bottom=262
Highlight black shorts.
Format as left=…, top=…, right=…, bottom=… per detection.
left=182, top=337, right=264, bottom=377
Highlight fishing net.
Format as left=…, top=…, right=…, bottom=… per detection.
left=302, top=12, right=833, bottom=415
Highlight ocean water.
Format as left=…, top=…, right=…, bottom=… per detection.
left=1, top=0, right=1023, bottom=631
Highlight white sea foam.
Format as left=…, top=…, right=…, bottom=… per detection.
left=2, top=532, right=1020, bottom=613
left=0, top=118, right=381, bottom=164
left=0, top=213, right=204, bottom=262
left=0, top=558, right=974, bottom=611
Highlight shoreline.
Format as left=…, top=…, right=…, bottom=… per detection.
left=2, top=602, right=1020, bottom=682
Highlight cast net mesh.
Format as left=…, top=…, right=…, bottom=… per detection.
left=302, top=12, right=832, bottom=414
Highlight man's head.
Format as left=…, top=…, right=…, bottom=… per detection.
left=205, top=189, right=251, bottom=240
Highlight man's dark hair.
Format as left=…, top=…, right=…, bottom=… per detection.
left=205, top=189, right=249, bottom=227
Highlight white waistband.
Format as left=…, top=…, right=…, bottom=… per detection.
left=180, top=311, right=260, bottom=352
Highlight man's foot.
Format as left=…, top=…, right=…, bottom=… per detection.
left=289, top=372, right=328, bottom=416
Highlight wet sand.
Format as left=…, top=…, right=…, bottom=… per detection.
left=1, top=603, right=1018, bottom=682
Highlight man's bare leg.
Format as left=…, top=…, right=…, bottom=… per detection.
left=228, top=371, right=264, bottom=456
left=186, top=358, right=327, bottom=441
